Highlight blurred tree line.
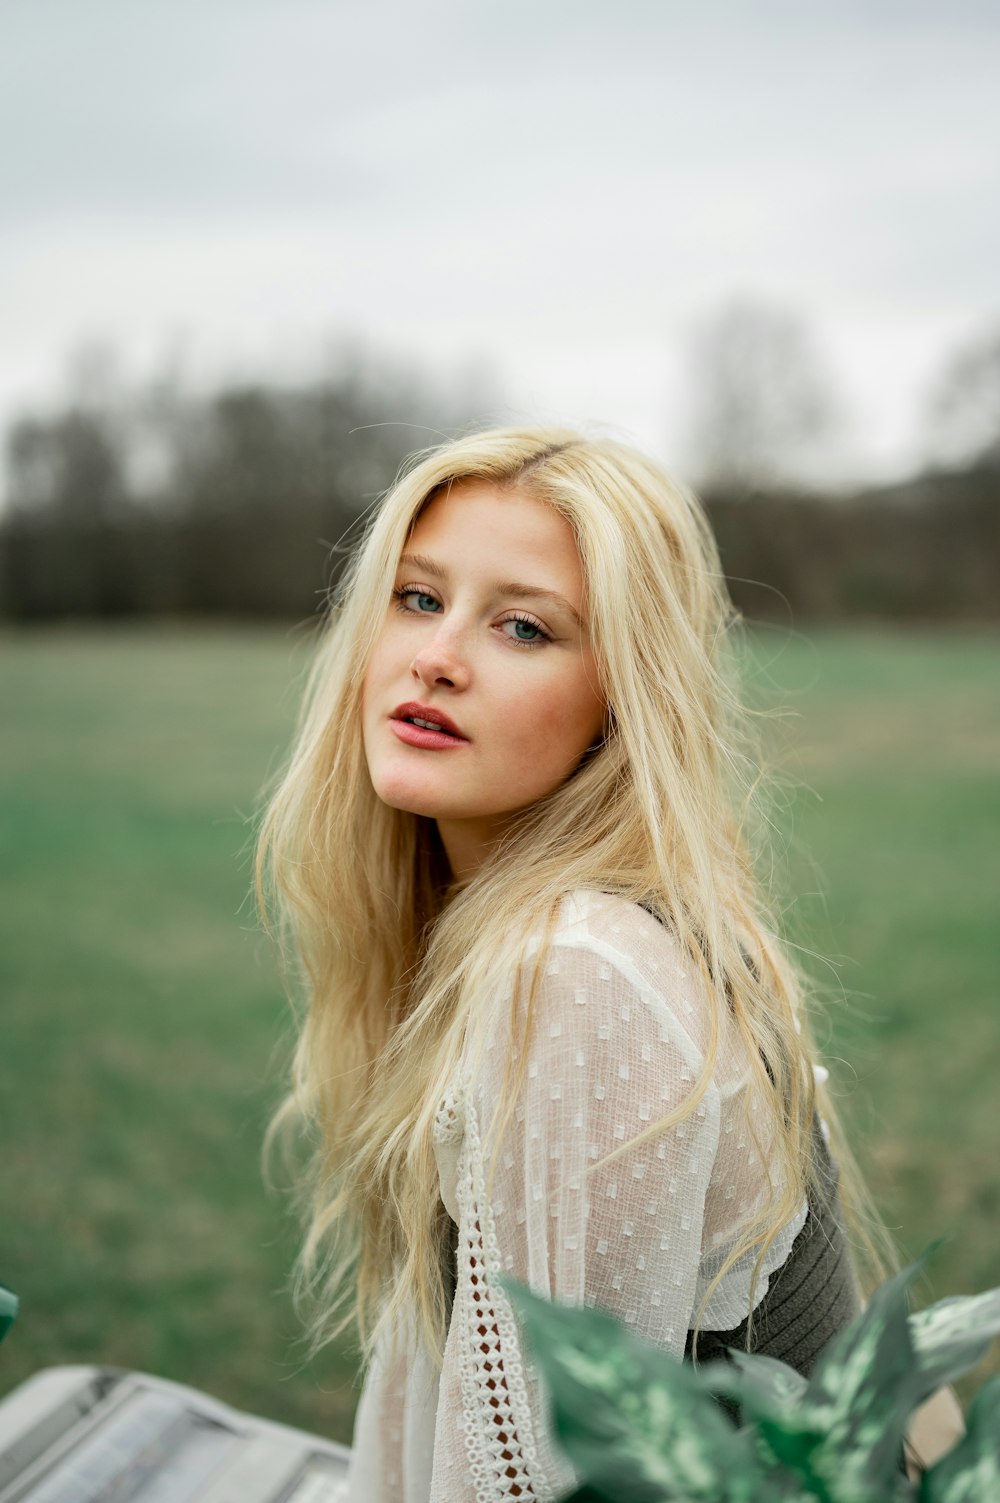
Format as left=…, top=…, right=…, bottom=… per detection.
left=1, top=321, right=998, bottom=624
left=0, top=344, right=488, bottom=620
left=685, top=303, right=1000, bottom=623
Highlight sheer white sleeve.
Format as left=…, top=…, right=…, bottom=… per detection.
left=428, top=892, right=727, bottom=1502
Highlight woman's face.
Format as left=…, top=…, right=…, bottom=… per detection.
left=361, top=479, right=605, bottom=880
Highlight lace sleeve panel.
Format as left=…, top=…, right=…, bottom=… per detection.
left=429, top=896, right=722, bottom=1502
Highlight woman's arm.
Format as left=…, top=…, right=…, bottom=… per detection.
left=430, top=918, right=722, bottom=1501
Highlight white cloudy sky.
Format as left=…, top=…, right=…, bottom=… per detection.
left=2, top=0, right=998, bottom=486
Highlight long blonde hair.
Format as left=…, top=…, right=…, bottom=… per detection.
left=257, top=425, right=886, bottom=1366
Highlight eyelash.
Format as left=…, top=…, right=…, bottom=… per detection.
left=391, top=586, right=552, bottom=649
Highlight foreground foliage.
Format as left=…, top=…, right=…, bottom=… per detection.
left=505, top=1254, right=1000, bottom=1503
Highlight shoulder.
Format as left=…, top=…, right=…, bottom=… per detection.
left=519, top=889, right=713, bottom=1061
left=524, top=886, right=678, bottom=959
left=550, top=888, right=680, bottom=962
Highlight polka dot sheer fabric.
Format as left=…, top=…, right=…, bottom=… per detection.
left=341, top=891, right=806, bottom=1501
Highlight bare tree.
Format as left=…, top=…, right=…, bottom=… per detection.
left=4, top=339, right=133, bottom=524
left=681, top=298, right=841, bottom=493
left=924, top=323, right=1000, bottom=470
left=5, top=408, right=128, bottom=524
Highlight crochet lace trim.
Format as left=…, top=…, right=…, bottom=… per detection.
left=434, top=1089, right=464, bottom=1145
left=453, top=1088, right=551, bottom=1501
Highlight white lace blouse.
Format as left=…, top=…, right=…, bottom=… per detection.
left=339, top=889, right=807, bottom=1502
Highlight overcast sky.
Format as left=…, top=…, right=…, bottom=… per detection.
left=2, top=0, right=998, bottom=487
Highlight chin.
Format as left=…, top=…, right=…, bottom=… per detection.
left=380, top=793, right=443, bottom=818
left=370, top=772, right=447, bottom=819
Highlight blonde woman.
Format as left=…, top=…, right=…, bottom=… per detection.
left=258, top=428, right=884, bottom=1500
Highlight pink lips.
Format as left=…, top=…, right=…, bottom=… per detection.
left=389, top=700, right=469, bottom=750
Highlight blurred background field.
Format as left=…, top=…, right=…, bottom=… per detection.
left=1, top=623, right=997, bottom=1442
left=3, top=0, right=1000, bottom=1453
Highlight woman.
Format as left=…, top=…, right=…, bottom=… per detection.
left=257, top=427, right=880, bottom=1500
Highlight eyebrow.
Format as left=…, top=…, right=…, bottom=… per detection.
left=397, top=552, right=583, bottom=628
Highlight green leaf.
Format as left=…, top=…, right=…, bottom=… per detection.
left=919, top=1373, right=1000, bottom=1503
left=0, top=1282, right=17, bottom=1345
left=773, top=1258, right=926, bottom=1502
left=909, top=1289, right=1000, bottom=1402
left=502, top=1279, right=767, bottom=1502
left=751, top=1412, right=841, bottom=1501
left=700, top=1351, right=808, bottom=1417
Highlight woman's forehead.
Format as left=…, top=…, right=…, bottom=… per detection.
left=404, top=480, right=585, bottom=599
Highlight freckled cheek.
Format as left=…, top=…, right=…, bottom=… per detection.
left=497, top=679, right=599, bottom=762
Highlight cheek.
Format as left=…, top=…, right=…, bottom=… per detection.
left=360, top=667, right=375, bottom=740
left=362, top=630, right=395, bottom=713
left=360, top=655, right=390, bottom=760
left=504, top=669, right=603, bottom=759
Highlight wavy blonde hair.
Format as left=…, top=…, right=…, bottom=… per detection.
left=257, top=425, right=887, bottom=1367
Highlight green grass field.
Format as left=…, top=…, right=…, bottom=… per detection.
left=1, top=623, right=997, bottom=1443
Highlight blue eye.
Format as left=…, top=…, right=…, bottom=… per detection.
left=500, top=614, right=551, bottom=648
left=392, top=588, right=550, bottom=648
left=394, top=588, right=441, bottom=613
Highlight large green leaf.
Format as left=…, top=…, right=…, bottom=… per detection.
left=502, top=1280, right=768, bottom=1502
left=762, top=1259, right=925, bottom=1502
left=918, top=1373, right=1000, bottom=1503
left=909, top=1290, right=1000, bottom=1402
left=698, top=1353, right=826, bottom=1496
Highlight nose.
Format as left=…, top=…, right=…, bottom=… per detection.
left=409, top=620, right=471, bottom=692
